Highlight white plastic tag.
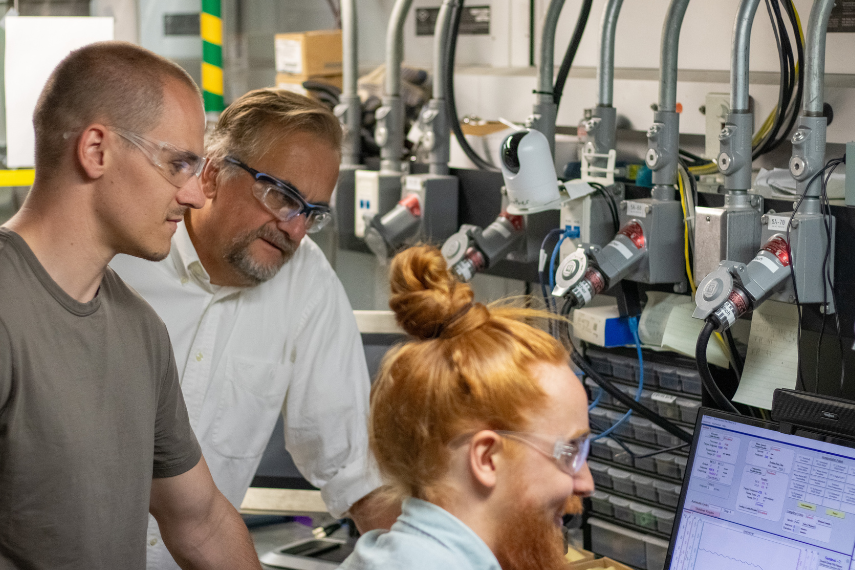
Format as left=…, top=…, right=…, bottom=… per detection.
left=651, top=392, right=677, bottom=404
left=626, top=201, right=647, bottom=218
left=607, top=240, right=633, bottom=259
left=767, top=215, right=790, bottom=232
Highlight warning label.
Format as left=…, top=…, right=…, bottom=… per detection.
left=828, top=1, right=855, bottom=33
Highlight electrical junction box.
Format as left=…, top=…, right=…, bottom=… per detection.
left=354, top=170, right=402, bottom=238
left=571, top=303, right=634, bottom=348
left=846, top=141, right=855, bottom=207
left=401, top=173, right=459, bottom=243
left=619, top=198, right=686, bottom=285
left=559, top=184, right=625, bottom=260
left=704, top=93, right=730, bottom=160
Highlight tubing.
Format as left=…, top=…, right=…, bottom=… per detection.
left=731, top=0, right=763, bottom=112
left=539, top=0, right=567, bottom=94
left=658, top=0, right=691, bottom=111
left=696, top=321, right=741, bottom=414
left=384, top=0, right=414, bottom=97
left=803, top=0, right=835, bottom=115
left=340, top=0, right=361, bottom=165
left=597, top=0, right=623, bottom=107
left=572, top=352, right=694, bottom=443
left=433, top=0, right=456, bottom=100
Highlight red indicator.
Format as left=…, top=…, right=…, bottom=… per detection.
left=400, top=194, right=422, bottom=217
left=584, top=268, right=606, bottom=294
left=762, top=236, right=790, bottom=267
left=619, top=220, right=646, bottom=249
left=500, top=212, right=525, bottom=232
left=728, top=290, right=749, bottom=315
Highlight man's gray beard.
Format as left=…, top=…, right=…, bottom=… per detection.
left=225, top=225, right=298, bottom=286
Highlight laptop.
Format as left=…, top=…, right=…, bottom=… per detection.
left=664, top=408, right=855, bottom=570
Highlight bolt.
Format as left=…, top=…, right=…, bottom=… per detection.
left=651, top=103, right=659, bottom=111
left=820, top=305, right=827, bottom=314
left=761, top=215, right=768, bottom=224
left=645, top=205, right=652, bottom=214
left=789, top=295, right=795, bottom=303
left=793, top=201, right=799, bottom=209
left=706, top=215, right=711, bottom=222
left=699, top=105, right=706, bottom=114
left=738, top=266, right=745, bottom=272
left=620, top=202, right=627, bottom=211
left=791, top=219, right=799, bottom=229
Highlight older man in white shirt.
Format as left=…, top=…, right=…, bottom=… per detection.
left=112, top=88, right=395, bottom=570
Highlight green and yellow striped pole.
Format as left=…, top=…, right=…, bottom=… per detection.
left=201, top=0, right=224, bottom=113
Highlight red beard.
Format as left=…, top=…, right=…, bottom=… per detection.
left=492, top=500, right=568, bottom=570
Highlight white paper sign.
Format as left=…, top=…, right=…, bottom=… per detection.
left=5, top=16, right=114, bottom=168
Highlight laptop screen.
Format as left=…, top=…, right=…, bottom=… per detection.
left=665, top=410, right=855, bottom=570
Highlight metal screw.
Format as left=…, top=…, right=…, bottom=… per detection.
left=789, top=295, right=795, bottom=303
left=699, top=105, right=706, bottom=114
left=820, top=305, right=827, bottom=314
left=761, top=215, right=768, bottom=224
left=791, top=219, right=799, bottom=229
left=738, top=266, right=745, bottom=272
left=651, top=103, right=659, bottom=111
left=645, top=205, right=652, bottom=214
left=706, top=215, right=711, bottom=222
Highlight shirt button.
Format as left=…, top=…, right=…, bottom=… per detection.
left=148, top=537, right=158, bottom=546
left=196, top=352, right=203, bottom=362
left=180, top=277, right=189, bottom=285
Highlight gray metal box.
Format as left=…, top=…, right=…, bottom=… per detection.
left=620, top=198, right=685, bottom=285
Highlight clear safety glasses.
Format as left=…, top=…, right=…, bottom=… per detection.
left=109, top=126, right=205, bottom=188
left=494, top=431, right=591, bottom=475
left=225, top=156, right=332, bottom=234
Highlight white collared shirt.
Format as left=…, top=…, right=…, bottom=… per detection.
left=111, top=222, right=381, bottom=570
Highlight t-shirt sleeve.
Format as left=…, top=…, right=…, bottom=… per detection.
left=152, top=338, right=202, bottom=479
left=0, top=320, right=11, bottom=413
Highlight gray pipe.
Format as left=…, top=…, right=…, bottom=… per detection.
left=340, top=0, right=361, bottom=166
left=540, top=0, right=566, bottom=94
left=658, top=0, right=691, bottom=111
left=730, top=0, right=762, bottom=112
left=433, top=0, right=455, bottom=100
left=803, top=0, right=836, bottom=115
left=597, top=0, right=623, bottom=107
left=385, top=0, right=413, bottom=96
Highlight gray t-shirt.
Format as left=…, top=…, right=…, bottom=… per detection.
left=0, top=228, right=202, bottom=570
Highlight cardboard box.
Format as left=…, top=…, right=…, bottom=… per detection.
left=571, top=303, right=635, bottom=348
left=566, top=556, right=634, bottom=570
left=274, top=29, right=342, bottom=76
left=275, top=73, right=343, bottom=98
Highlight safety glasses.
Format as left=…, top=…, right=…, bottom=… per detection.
left=109, top=126, right=205, bottom=188
left=225, top=156, right=332, bottom=234
left=494, top=431, right=591, bottom=475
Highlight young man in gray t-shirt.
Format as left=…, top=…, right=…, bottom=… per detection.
left=0, top=42, right=261, bottom=569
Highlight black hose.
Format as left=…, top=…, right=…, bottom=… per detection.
left=553, top=0, right=594, bottom=108
left=571, top=352, right=693, bottom=443
left=444, top=0, right=499, bottom=171
left=697, top=321, right=741, bottom=414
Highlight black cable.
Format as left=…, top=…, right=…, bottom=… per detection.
left=754, top=0, right=790, bottom=158
left=552, top=0, right=594, bottom=108
left=589, top=181, right=619, bottom=233
left=724, top=328, right=743, bottom=379
left=818, top=159, right=846, bottom=395
left=445, top=0, right=499, bottom=171
left=572, top=351, right=693, bottom=443
left=697, top=321, right=741, bottom=414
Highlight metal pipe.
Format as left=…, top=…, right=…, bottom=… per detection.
left=803, top=0, right=836, bottom=115
left=385, top=0, right=414, bottom=97
left=730, top=0, right=762, bottom=112
left=433, top=0, right=456, bottom=100
left=340, top=0, right=361, bottom=166
left=539, top=0, right=566, bottom=94
left=597, top=0, right=623, bottom=107
left=658, top=0, right=691, bottom=111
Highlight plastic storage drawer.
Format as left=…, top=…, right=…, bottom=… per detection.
left=655, top=425, right=682, bottom=448
left=631, top=444, right=657, bottom=472
left=609, top=468, right=634, bottom=495
left=653, top=508, right=675, bottom=534
left=591, top=491, right=614, bottom=516
left=677, top=369, right=703, bottom=395
left=655, top=453, right=681, bottom=479
left=589, top=408, right=610, bottom=433
left=610, top=355, right=637, bottom=381
left=658, top=366, right=680, bottom=391
left=675, top=455, right=688, bottom=479
left=589, top=517, right=649, bottom=570
left=631, top=474, right=656, bottom=501
left=610, top=495, right=633, bottom=523
left=654, top=393, right=681, bottom=419
left=641, top=361, right=659, bottom=388
left=679, top=398, right=702, bottom=424
left=607, top=409, right=633, bottom=437
left=590, top=437, right=612, bottom=461
left=611, top=440, right=634, bottom=467
left=588, top=461, right=612, bottom=489
left=631, top=502, right=656, bottom=530
left=630, top=417, right=657, bottom=444
left=586, top=377, right=611, bottom=406
left=587, top=351, right=613, bottom=376
left=654, top=480, right=681, bottom=507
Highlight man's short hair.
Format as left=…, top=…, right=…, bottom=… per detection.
left=33, top=41, right=201, bottom=176
left=206, top=88, right=342, bottom=177
left=370, top=245, right=569, bottom=500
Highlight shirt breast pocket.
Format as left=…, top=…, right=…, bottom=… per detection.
left=211, top=355, right=289, bottom=459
